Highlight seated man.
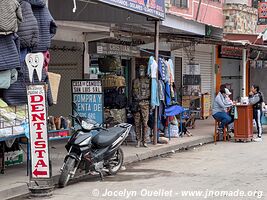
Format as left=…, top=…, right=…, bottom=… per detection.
left=212, top=85, right=234, bottom=137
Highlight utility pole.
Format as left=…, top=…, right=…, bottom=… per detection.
left=153, top=20, right=159, bottom=145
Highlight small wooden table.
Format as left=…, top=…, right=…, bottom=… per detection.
left=234, top=105, right=253, bottom=142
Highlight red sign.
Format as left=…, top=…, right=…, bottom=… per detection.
left=27, top=85, right=50, bottom=179
left=220, top=46, right=243, bottom=59
left=259, top=2, right=267, bottom=19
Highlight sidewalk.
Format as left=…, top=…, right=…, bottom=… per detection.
left=0, top=119, right=215, bottom=199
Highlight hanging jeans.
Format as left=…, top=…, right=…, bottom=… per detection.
left=213, top=112, right=233, bottom=129
left=253, top=109, right=263, bottom=138
left=151, top=78, right=160, bottom=108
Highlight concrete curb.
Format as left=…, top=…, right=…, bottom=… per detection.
left=3, top=135, right=214, bottom=200
left=124, top=136, right=214, bottom=164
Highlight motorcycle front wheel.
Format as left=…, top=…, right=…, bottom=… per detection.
left=58, top=157, right=76, bottom=188
left=107, top=147, right=124, bottom=175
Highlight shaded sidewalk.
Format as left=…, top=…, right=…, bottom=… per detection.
left=0, top=118, right=214, bottom=199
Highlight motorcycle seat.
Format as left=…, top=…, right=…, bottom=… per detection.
left=92, top=127, right=126, bottom=148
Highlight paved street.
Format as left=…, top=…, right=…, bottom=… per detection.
left=22, top=138, right=267, bottom=200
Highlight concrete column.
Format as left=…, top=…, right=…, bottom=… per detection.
left=242, top=49, right=246, bottom=97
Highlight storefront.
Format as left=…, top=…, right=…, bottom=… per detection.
left=219, top=46, right=244, bottom=101
left=88, top=41, right=139, bottom=127
left=172, top=44, right=214, bottom=119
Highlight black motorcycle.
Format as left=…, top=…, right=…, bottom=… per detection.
left=58, top=103, right=131, bottom=188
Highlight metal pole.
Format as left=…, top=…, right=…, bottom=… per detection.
left=242, top=49, right=246, bottom=97
left=153, top=20, right=159, bottom=145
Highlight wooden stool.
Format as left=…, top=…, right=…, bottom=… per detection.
left=214, top=120, right=229, bottom=144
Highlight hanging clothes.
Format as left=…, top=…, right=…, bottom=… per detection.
left=2, top=62, right=53, bottom=106
left=147, top=56, right=160, bottom=108
left=165, top=81, right=171, bottom=106
left=158, top=80, right=165, bottom=102
left=158, top=58, right=167, bottom=82
left=28, top=0, right=57, bottom=52
left=168, top=59, right=175, bottom=84
left=17, top=0, right=39, bottom=49
left=0, top=34, right=21, bottom=71
left=0, top=0, right=22, bottom=35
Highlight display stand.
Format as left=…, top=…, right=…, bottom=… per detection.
left=234, top=105, right=253, bottom=142
left=0, top=129, right=71, bottom=174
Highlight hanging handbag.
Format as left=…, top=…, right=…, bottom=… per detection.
left=0, top=70, right=11, bottom=89
left=0, top=69, right=18, bottom=89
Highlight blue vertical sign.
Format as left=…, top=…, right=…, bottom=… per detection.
left=71, top=80, right=103, bottom=124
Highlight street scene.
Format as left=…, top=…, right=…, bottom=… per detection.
left=27, top=137, right=267, bottom=200
left=1, top=0, right=267, bottom=199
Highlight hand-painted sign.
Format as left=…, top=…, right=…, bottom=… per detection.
left=27, top=85, right=50, bottom=179
left=98, top=0, right=165, bottom=19
left=25, top=53, right=44, bottom=83
left=72, top=80, right=103, bottom=124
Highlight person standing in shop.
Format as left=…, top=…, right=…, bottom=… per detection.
left=132, top=65, right=150, bottom=148
left=249, top=85, right=264, bottom=142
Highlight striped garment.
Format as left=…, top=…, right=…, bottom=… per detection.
left=2, top=61, right=53, bottom=106
left=0, top=34, right=21, bottom=71
left=26, top=0, right=57, bottom=52
left=25, top=0, right=46, bottom=7
left=0, top=0, right=22, bottom=35
left=17, top=0, right=39, bottom=49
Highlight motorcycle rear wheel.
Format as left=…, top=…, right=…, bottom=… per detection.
left=58, top=157, right=76, bottom=188
left=107, top=147, right=124, bottom=175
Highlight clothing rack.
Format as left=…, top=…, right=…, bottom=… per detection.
left=140, top=49, right=173, bottom=59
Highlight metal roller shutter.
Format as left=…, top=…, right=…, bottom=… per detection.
left=48, top=40, right=84, bottom=117
left=173, top=47, right=213, bottom=95
left=173, top=49, right=183, bottom=88
left=194, top=51, right=213, bottom=94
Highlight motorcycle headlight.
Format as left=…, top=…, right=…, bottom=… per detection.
left=81, top=120, right=94, bottom=130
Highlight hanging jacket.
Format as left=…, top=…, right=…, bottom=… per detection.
left=158, top=58, right=167, bottom=82
left=0, top=34, right=21, bottom=71
left=2, top=62, right=53, bottom=106
left=0, top=0, right=23, bottom=35
left=25, top=0, right=46, bottom=7
left=17, top=0, right=39, bottom=49
left=26, top=0, right=57, bottom=52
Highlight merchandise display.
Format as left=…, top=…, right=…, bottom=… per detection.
left=0, top=1, right=60, bottom=170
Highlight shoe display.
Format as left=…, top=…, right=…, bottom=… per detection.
left=54, top=116, right=61, bottom=130
left=253, top=137, right=262, bottom=142
left=48, top=116, right=56, bottom=130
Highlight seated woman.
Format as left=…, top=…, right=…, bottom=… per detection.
left=212, top=85, right=234, bottom=134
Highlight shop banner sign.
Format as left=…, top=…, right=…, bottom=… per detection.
left=27, top=84, right=50, bottom=179
left=219, top=46, right=243, bottom=59
left=97, top=0, right=165, bottom=19
left=89, top=42, right=140, bottom=57
left=72, top=80, right=103, bottom=124
left=258, top=1, right=267, bottom=25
